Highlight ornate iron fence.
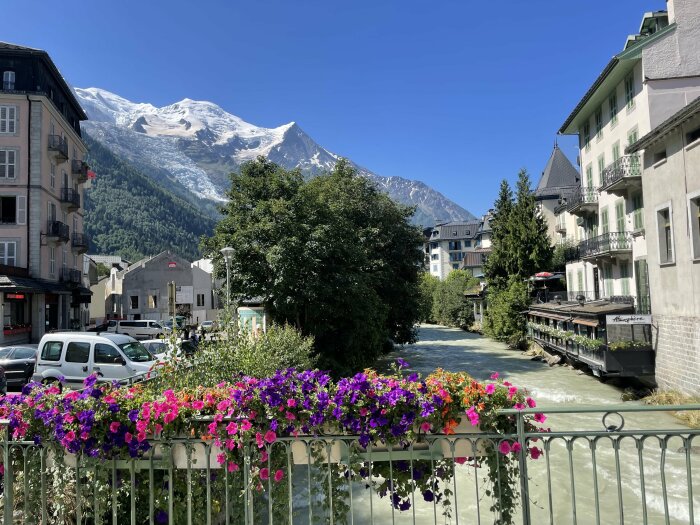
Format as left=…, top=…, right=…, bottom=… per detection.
left=579, top=232, right=632, bottom=258
left=599, top=155, right=641, bottom=190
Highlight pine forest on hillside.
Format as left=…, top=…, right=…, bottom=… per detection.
left=83, top=135, right=217, bottom=262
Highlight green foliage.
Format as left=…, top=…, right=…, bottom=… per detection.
left=200, top=157, right=425, bottom=375
left=484, top=277, right=530, bottom=348
left=551, top=238, right=575, bottom=272
left=417, top=272, right=440, bottom=322
left=83, top=135, right=216, bottom=261
left=431, top=270, right=479, bottom=329
left=484, top=180, right=514, bottom=287
left=95, top=262, right=110, bottom=278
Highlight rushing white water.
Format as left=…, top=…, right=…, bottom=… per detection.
left=346, top=324, right=698, bottom=525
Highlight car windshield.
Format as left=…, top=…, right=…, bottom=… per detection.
left=149, top=342, right=168, bottom=354
left=118, top=342, right=153, bottom=362
left=0, top=348, right=13, bottom=358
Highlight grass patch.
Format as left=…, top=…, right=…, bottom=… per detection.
left=643, top=390, right=700, bottom=428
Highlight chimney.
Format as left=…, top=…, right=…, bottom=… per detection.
left=666, top=0, right=675, bottom=23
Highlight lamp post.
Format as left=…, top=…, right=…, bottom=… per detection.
left=220, top=247, right=234, bottom=308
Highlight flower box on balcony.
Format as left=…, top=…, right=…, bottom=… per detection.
left=437, top=419, right=488, bottom=458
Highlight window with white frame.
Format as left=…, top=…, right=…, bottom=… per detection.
left=609, top=92, right=618, bottom=126
left=595, top=107, right=603, bottom=138
left=0, top=105, right=17, bottom=134
left=597, top=154, right=606, bottom=182
left=50, top=163, right=56, bottom=189
left=0, top=240, right=17, bottom=266
left=49, top=246, right=56, bottom=275
left=197, top=293, right=205, bottom=307
left=632, top=193, right=644, bottom=231
left=585, top=164, right=594, bottom=188
left=3, top=71, right=15, bottom=90
left=0, top=196, right=25, bottom=225
left=604, top=264, right=614, bottom=297
left=688, top=193, right=700, bottom=260
left=620, top=262, right=631, bottom=296
left=583, top=122, right=591, bottom=151
left=656, top=205, right=674, bottom=264
left=0, top=149, right=16, bottom=179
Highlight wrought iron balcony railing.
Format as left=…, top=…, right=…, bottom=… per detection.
left=599, top=155, right=641, bottom=194
left=567, top=187, right=598, bottom=215
left=579, top=231, right=632, bottom=259
left=60, top=187, right=81, bottom=210
left=71, top=159, right=89, bottom=182
left=563, top=245, right=581, bottom=263
left=60, top=267, right=82, bottom=284
left=46, top=220, right=69, bottom=242
left=71, top=232, right=90, bottom=253
left=47, top=134, right=68, bottom=160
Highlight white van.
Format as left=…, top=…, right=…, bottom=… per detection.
left=107, top=320, right=165, bottom=340
left=32, top=332, right=156, bottom=387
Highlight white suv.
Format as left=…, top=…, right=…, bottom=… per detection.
left=33, top=332, right=156, bottom=387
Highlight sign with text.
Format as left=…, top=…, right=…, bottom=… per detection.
left=606, top=314, right=652, bottom=326
left=168, top=262, right=177, bottom=268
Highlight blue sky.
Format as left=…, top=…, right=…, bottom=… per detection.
left=5, top=0, right=665, bottom=216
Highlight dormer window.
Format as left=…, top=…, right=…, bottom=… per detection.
left=3, top=71, right=15, bottom=91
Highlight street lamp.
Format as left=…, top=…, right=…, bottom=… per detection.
left=220, top=247, right=234, bottom=308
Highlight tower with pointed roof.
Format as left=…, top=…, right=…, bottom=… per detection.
left=534, top=144, right=580, bottom=242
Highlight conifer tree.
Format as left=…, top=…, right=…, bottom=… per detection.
left=484, top=179, right=514, bottom=287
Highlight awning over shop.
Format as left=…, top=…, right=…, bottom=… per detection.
left=528, top=311, right=571, bottom=322
left=0, top=274, right=75, bottom=295
left=573, top=317, right=599, bottom=327
left=71, top=287, right=92, bottom=305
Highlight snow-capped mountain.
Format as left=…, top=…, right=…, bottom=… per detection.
left=75, top=87, right=474, bottom=225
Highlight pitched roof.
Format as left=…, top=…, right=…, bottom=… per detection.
left=627, top=96, right=700, bottom=153
left=534, top=145, right=580, bottom=199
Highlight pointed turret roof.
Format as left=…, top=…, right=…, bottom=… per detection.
left=534, top=145, right=580, bottom=200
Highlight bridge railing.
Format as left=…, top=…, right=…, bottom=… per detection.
left=2, top=404, right=699, bottom=524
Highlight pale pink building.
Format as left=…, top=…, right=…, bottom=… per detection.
left=0, top=42, right=90, bottom=344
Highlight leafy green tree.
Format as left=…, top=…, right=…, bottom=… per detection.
left=417, top=273, right=440, bottom=323
left=431, top=270, right=479, bottom=328
left=484, top=277, right=530, bottom=347
left=95, top=263, right=111, bottom=278
left=484, top=180, right=514, bottom=287
left=201, top=157, right=425, bottom=375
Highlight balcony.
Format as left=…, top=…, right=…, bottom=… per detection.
left=567, top=187, right=598, bottom=216
left=579, top=232, right=632, bottom=261
left=47, top=135, right=68, bottom=162
left=71, top=232, right=90, bottom=253
left=598, top=155, right=642, bottom=197
left=46, top=220, right=69, bottom=243
left=60, top=187, right=81, bottom=211
left=60, top=267, right=82, bottom=285
left=563, top=246, right=581, bottom=263
left=72, top=159, right=89, bottom=183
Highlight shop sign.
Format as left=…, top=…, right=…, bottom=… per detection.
left=5, top=293, right=25, bottom=300
left=606, top=314, right=652, bottom=326
left=168, top=262, right=177, bottom=268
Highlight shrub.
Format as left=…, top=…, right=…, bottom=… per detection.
left=484, top=277, right=529, bottom=348
left=430, top=270, right=479, bottom=329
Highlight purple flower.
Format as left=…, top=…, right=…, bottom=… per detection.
left=422, top=489, right=434, bottom=502
left=83, top=374, right=98, bottom=388
left=396, top=358, right=409, bottom=369
left=128, top=410, right=139, bottom=422
left=155, top=509, right=168, bottom=524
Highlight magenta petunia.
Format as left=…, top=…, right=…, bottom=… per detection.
left=498, top=440, right=512, bottom=455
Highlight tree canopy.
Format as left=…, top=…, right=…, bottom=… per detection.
left=201, top=157, right=425, bottom=375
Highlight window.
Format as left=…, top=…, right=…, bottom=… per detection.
left=612, top=142, right=620, bottom=162
left=585, top=164, right=594, bottom=188
left=0, top=105, right=17, bottom=134
left=0, top=149, right=16, bottom=179
left=130, top=295, right=139, bottom=309
left=688, top=194, right=700, bottom=259
left=148, top=295, right=158, bottom=309
left=431, top=254, right=438, bottom=261
left=653, top=149, right=667, bottom=164
left=656, top=206, right=674, bottom=264
left=615, top=201, right=625, bottom=232
left=595, top=107, right=603, bottom=138
left=577, top=270, right=583, bottom=293
left=452, top=263, right=459, bottom=270
left=465, top=230, right=470, bottom=236
left=625, top=74, right=635, bottom=109
left=197, top=293, right=205, bottom=307
left=65, top=342, right=90, bottom=363
left=429, top=242, right=438, bottom=250
left=597, top=154, right=605, bottom=182
left=628, top=129, right=638, bottom=148
left=583, top=122, right=591, bottom=151
left=604, top=264, right=614, bottom=297
left=449, top=252, right=464, bottom=262
left=609, top=93, right=618, bottom=126
left=601, top=208, right=609, bottom=234
left=464, top=240, right=471, bottom=248
left=452, top=231, right=457, bottom=236
left=0, top=241, right=16, bottom=266
left=47, top=201, right=56, bottom=222
left=687, top=126, right=700, bottom=146
left=431, top=264, right=438, bottom=273
left=448, top=241, right=461, bottom=251
left=94, top=343, right=123, bottom=364
left=632, top=194, right=644, bottom=231
left=41, top=341, right=63, bottom=361
left=50, top=163, right=56, bottom=189
left=3, top=71, right=15, bottom=90
left=49, top=246, right=55, bottom=275
left=0, top=196, right=16, bottom=224
left=620, top=263, right=631, bottom=296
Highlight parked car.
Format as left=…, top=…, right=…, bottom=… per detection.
left=199, top=320, right=217, bottom=332
left=33, top=332, right=156, bottom=388
left=0, top=346, right=38, bottom=387
left=107, top=320, right=166, bottom=340
left=141, top=338, right=197, bottom=360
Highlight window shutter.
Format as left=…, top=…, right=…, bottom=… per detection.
left=0, top=242, right=5, bottom=263
left=8, top=107, right=15, bottom=133
left=17, top=195, right=26, bottom=225
left=0, top=107, right=5, bottom=133
left=8, top=150, right=14, bottom=179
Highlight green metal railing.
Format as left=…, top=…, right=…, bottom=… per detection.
left=2, top=404, right=699, bottom=524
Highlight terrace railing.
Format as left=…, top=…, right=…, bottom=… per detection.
left=579, top=231, right=632, bottom=259
left=599, top=155, right=642, bottom=194
left=3, top=404, right=699, bottom=524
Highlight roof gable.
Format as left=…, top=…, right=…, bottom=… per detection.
left=535, top=145, right=580, bottom=198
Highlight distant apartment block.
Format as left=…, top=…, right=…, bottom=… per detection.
left=0, top=42, right=91, bottom=343
left=424, top=213, right=492, bottom=280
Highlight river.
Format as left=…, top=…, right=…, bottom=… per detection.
left=343, top=324, right=698, bottom=524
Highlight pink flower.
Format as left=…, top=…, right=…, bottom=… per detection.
left=255, top=432, right=264, bottom=448
left=534, top=413, right=547, bottom=424
left=228, top=462, right=239, bottom=472
left=124, top=432, right=133, bottom=443
left=260, top=450, right=268, bottom=462
left=240, top=420, right=252, bottom=432
left=485, top=383, right=496, bottom=395
left=64, top=430, right=76, bottom=443
left=285, top=411, right=296, bottom=421
left=490, top=372, right=500, bottom=380
left=80, top=431, right=90, bottom=441
left=498, top=440, right=512, bottom=455
left=420, top=422, right=432, bottom=433
left=226, top=422, right=238, bottom=435
left=526, top=397, right=536, bottom=408
left=455, top=457, right=467, bottom=465
left=466, top=406, right=480, bottom=426
left=507, top=386, right=518, bottom=399
left=274, top=469, right=284, bottom=482
left=287, top=399, right=296, bottom=408
left=137, top=431, right=147, bottom=442
left=511, top=441, right=522, bottom=454
left=264, top=430, right=277, bottom=444
left=208, top=422, right=218, bottom=435
left=259, top=468, right=269, bottom=481
left=192, top=400, right=204, bottom=410
left=216, top=453, right=226, bottom=465
left=109, top=422, right=120, bottom=433
left=529, top=447, right=542, bottom=460
left=514, top=403, right=525, bottom=411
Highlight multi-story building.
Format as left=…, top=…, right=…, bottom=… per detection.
left=627, top=97, right=700, bottom=394
left=557, top=1, right=700, bottom=314
left=0, top=42, right=91, bottom=343
left=424, top=214, right=493, bottom=280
